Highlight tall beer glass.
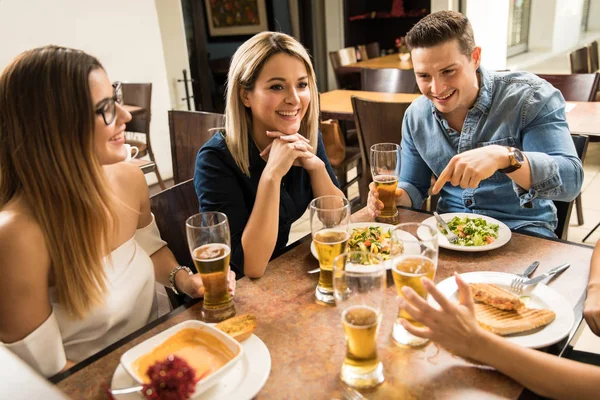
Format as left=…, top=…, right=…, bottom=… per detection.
left=310, top=196, right=351, bottom=305
left=370, top=143, right=400, bottom=224
left=186, top=212, right=236, bottom=322
left=333, top=251, right=385, bottom=389
left=390, top=223, right=438, bottom=346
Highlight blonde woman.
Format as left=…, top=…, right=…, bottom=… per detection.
left=0, top=46, right=235, bottom=377
left=194, top=32, right=343, bottom=279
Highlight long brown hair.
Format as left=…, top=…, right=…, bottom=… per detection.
left=0, top=45, right=116, bottom=319
left=225, top=31, right=320, bottom=176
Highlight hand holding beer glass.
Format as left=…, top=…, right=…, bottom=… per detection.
left=186, top=212, right=236, bottom=322
left=370, top=143, right=400, bottom=224
left=390, top=223, right=438, bottom=346
left=333, top=252, right=385, bottom=389
left=310, top=196, right=351, bottom=305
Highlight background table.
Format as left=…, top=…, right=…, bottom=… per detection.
left=343, top=53, right=414, bottom=72
left=566, top=101, right=600, bottom=137
left=320, top=90, right=421, bottom=121
left=53, top=208, right=592, bottom=400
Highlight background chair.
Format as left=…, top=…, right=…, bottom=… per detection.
left=361, top=68, right=418, bottom=93
left=589, top=40, right=599, bottom=72
left=329, top=47, right=360, bottom=90
left=357, top=42, right=381, bottom=61
left=536, top=73, right=600, bottom=102
left=122, top=82, right=165, bottom=189
left=351, top=96, right=412, bottom=205
left=149, top=179, right=199, bottom=308
left=168, top=110, right=224, bottom=184
left=554, top=134, right=589, bottom=240
left=570, top=47, right=591, bottom=73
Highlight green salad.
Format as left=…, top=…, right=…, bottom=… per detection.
left=442, top=216, right=499, bottom=246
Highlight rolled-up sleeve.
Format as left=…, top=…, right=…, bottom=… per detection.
left=514, top=85, right=583, bottom=205
left=398, top=116, right=433, bottom=208
left=194, top=147, right=248, bottom=279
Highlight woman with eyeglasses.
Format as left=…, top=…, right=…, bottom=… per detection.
left=0, top=45, right=235, bottom=377
left=194, top=32, right=344, bottom=279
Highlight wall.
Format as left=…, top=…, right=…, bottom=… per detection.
left=0, top=0, right=174, bottom=184
left=465, top=0, right=509, bottom=69
left=324, top=0, right=345, bottom=91
left=551, top=0, right=585, bottom=53
left=590, top=0, right=600, bottom=30
left=155, top=0, right=195, bottom=112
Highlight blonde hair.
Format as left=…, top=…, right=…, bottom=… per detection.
left=224, top=31, right=320, bottom=176
left=0, top=46, right=117, bottom=319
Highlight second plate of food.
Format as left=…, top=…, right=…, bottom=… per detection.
left=310, top=222, right=397, bottom=266
left=419, top=212, right=511, bottom=252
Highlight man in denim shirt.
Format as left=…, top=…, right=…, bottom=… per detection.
left=368, top=11, right=583, bottom=238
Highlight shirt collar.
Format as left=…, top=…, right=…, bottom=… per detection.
left=430, top=66, right=493, bottom=117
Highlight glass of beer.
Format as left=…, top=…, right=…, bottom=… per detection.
left=333, top=251, right=385, bottom=389
left=370, top=143, right=400, bottom=224
left=185, top=212, right=236, bottom=322
left=310, top=196, right=351, bottom=305
left=390, top=223, right=438, bottom=346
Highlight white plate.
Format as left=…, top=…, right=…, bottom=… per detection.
left=120, top=320, right=243, bottom=397
left=310, top=222, right=398, bottom=268
left=433, top=272, right=575, bottom=348
left=112, top=334, right=271, bottom=400
left=420, top=212, right=511, bottom=252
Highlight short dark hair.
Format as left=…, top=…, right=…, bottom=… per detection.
left=406, top=11, right=475, bottom=56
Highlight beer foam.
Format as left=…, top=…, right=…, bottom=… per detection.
left=313, top=228, right=350, bottom=245
left=392, top=255, right=435, bottom=276
left=193, top=243, right=231, bottom=261
left=342, top=305, right=379, bottom=328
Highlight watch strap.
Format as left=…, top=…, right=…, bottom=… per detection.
left=169, top=265, right=193, bottom=295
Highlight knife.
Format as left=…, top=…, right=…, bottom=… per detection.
left=522, top=263, right=570, bottom=286
left=519, top=261, right=539, bottom=278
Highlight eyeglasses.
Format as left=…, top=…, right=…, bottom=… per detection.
left=95, top=81, right=123, bottom=125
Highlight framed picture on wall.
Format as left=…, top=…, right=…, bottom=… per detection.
left=204, top=0, right=270, bottom=37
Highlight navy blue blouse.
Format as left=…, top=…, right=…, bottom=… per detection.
left=194, top=132, right=339, bottom=278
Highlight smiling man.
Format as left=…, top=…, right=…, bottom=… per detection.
left=368, top=10, right=583, bottom=238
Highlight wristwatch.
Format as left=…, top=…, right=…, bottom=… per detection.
left=498, top=147, right=525, bottom=174
left=169, top=265, right=193, bottom=295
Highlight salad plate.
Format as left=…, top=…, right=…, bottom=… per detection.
left=420, top=212, right=511, bottom=252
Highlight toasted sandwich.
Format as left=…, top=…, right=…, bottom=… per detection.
left=474, top=303, right=556, bottom=336
left=469, top=283, right=524, bottom=311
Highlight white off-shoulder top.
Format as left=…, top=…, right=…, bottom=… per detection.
left=3, top=215, right=167, bottom=377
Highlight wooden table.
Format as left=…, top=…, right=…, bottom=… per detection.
left=344, top=53, right=414, bottom=72
left=566, top=101, right=600, bottom=137
left=320, top=90, right=421, bottom=121
left=51, top=207, right=592, bottom=399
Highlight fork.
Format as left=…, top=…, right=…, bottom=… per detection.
left=510, top=263, right=570, bottom=294
left=509, top=261, right=539, bottom=292
left=340, top=385, right=367, bottom=400
left=433, top=212, right=459, bottom=244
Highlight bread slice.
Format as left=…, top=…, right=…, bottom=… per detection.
left=215, top=314, right=257, bottom=342
left=474, top=303, right=556, bottom=336
left=470, top=283, right=524, bottom=311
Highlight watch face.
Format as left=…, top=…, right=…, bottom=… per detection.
left=513, top=148, right=525, bottom=163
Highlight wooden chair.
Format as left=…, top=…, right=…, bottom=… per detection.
left=357, top=42, right=380, bottom=60
left=329, top=47, right=360, bottom=90
left=589, top=41, right=599, bottom=72
left=570, top=47, right=590, bottom=73
left=168, top=110, right=224, bottom=184
left=554, top=134, right=589, bottom=240
left=149, top=179, right=199, bottom=308
left=122, top=82, right=166, bottom=189
left=361, top=68, right=418, bottom=93
left=351, top=96, right=412, bottom=205
left=536, top=73, right=600, bottom=102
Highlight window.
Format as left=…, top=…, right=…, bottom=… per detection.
left=582, top=0, right=591, bottom=33
left=507, top=0, right=532, bottom=57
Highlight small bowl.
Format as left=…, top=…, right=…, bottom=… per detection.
left=398, top=53, right=411, bottom=61
left=120, top=320, right=243, bottom=396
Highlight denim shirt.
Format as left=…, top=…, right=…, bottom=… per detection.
left=398, top=67, right=583, bottom=237
left=194, top=131, right=339, bottom=278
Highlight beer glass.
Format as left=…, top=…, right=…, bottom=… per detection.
left=333, top=251, right=385, bottom=389
left=390, top=223, right=438, bottom=346
left=310, top=196, right=351, bottom=305
left=370, top=143, right=400, bottom=224
left=186, top=212, right=236, bottom=322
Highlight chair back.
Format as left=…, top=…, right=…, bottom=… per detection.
left=589, top=41, right=599, bottom=72
left=553, top=134, right=589, bottom=240
left=168, top=110, right=224, bottom=184
left=351, top=96, right=411, bottom=182
left=570, top=47, right=590, bottom=73
left=122, top=83, right=152, bottom=135
left=361, top=68, right=418, bottom=93
left=357, top=42, right=380, bottom=60
left=536, top=73, right=600, bottom=102
left=329, top=48, right=360, bottom=89
left=329, top=47, right=357, bottom=69
left=149, top=179, right=199, bottom=307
